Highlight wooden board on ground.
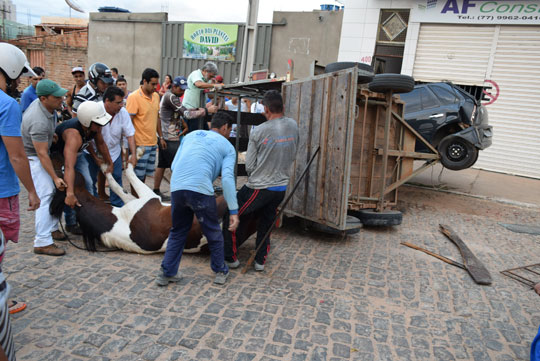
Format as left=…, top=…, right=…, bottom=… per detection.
left=440, top=224, right=492, bottom=285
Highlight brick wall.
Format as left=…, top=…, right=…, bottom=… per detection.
left=8, top=29, right=88, bottom=92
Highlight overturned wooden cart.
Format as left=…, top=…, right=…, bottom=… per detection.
left=282, top=67, right=440, bottom=230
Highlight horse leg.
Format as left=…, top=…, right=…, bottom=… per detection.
left=100, top=163, right=136, bottom=204
left=125, top=163, right=158, bottom=200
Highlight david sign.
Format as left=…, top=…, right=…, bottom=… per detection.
left=183, top=23, right=238, bottom=61
left=411, top=0, right=540, bottom=24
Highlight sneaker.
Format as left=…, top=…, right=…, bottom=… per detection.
left=51, top=230, right=67, bottom=241
left=214, top=272, right=229, bottom=285
left=254, top=262, right=264, bottom=272
left=154, top=189, right=171, bottom=202
left=156, top=271, right=182, bottom=287
left=225, top=260, right=240, bottom=269
left=65, top=224, right=82, bottom=235
left=34, top=244, right=65, bottom=256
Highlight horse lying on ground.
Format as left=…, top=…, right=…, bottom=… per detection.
left=51, top=160, right=257, bottom=254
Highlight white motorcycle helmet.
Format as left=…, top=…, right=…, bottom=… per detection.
left=0, top=42, right=36, bottom=80
left=77, top=101, right=112, bottom=128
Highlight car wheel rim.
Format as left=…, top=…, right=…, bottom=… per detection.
left=447, top=142, right=466, bottom=161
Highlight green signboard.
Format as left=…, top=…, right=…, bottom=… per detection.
left=183, top=23, right=238, bottom=62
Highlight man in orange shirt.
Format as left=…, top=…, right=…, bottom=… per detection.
left=126, top=68, right=165, bottom=183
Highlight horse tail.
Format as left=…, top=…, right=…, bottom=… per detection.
left=75, top=205, right=101, bottom=252
left=49, top=189, right=66, bottom=219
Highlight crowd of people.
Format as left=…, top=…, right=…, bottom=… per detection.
left=0, top=42, right=299, bottom=360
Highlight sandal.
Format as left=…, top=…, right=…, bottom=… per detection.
left=8, top=301, right=26, bottom=314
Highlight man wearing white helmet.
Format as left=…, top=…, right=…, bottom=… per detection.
left=0, top=43, right=41, bottom=326
left=53, top=101, right=113, bottom=211
left=0, top=43, right=40, bottom=241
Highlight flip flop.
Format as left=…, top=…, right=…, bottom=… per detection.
left=8, top=301, right=26, bottom=314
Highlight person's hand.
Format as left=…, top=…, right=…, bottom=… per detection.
left=228, top=214, right=239, bottom=232
left=27, top=191, right=40, bottom=211
left=160, top=138, right=167, bottom=150
left=65, top=193, right=81, bottom=208
left=214, top=83, right=224, bottom=90
left=54, top=177, right=67, bottom=191
left=128, top=154, right=137, bottom=167
left=207, top=104, right=219, bottom=113
left=52, top=133, right=58, bottom=144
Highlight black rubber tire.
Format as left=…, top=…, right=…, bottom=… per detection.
left=368, top=74, right=415, bottom=94
left=309, top=215, right=362, bottom=235
left=354, top=209, right=402, bottom=226
left=325, top=62, right=374, bottom=84
left=325, top=61, right=373, bottom=73
left=438, top=135, right=479, bottom=171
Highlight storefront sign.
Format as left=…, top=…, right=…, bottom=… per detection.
left=411, top=0, right=540, bottom=24
left=183, top=23, right=238, bottom=61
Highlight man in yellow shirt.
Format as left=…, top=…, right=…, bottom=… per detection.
left=126, top=68, right=165, bottom=182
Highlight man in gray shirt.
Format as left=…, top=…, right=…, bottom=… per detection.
left=21, top=79, right=68, bottom=256
left=223, top=90, right=299, bottom=271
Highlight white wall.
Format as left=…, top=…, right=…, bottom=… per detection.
left=338, top=0, right=419, bottom=73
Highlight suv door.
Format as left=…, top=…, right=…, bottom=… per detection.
left=400, top=85, right=443, bottom=150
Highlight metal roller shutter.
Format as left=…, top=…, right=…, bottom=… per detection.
left=413, top=24, right=495, bottom=86
left=474, top=26, right=540, bottom=179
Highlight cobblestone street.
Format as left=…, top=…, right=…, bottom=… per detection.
left=5, top=184, right=540, bottom=361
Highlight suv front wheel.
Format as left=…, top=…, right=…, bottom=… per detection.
left=438, top=135, right=479, bottom=170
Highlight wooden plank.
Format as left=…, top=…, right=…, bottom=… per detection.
left=316, top=76, right=331, bottom=221
left=305, top=79, right=324, bottom=218
left=440, top=224, right=492, bottom=285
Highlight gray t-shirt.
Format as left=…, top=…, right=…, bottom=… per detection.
left=245, top=116, right=299, bottom=189
left=159, top=91, right=183, bottom=141
left=21, top=99, right=57, bottom=157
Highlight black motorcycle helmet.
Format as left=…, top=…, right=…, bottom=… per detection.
left=88, top=62, right=114, bottom=86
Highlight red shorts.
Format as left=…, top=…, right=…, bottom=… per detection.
left=0, top=195, right=20, bottom=243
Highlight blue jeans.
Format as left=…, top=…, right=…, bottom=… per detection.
left=161, top=190, right=228, bottom=276
left=64, top=153, right=97, bottom=226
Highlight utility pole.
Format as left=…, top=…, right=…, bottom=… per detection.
left=238, top=0, right=259, bottom=83
left=0, top=3, right=6, bottom=41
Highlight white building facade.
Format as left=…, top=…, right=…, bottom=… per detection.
left=338, top=0, right=540, bottom=179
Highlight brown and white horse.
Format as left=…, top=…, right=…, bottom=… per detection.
left=51, top=159, right=255, bottom=254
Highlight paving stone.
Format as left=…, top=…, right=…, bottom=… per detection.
left=142, top=344, right=169, bottom=361
left=157, top=330, right=184, bottom=346
left=273, top=329, right=292, bottom=344
left=234, top=352, right=256, bottom=361
left=84, top=333, right=109, bottom=348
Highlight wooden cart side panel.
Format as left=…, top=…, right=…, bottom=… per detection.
left=283, top=68, right=357, bottom=229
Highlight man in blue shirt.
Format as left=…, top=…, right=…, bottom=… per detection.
left=19, top=66, right=45, bottom=112
left=157, top=111, right=239, bottom=286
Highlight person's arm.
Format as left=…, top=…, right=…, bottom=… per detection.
left=179, top=118, right=189, bottom=137
left=156, top=113, right=166, bottom=149
left=126, top=135, right=137, bottom=167
left=2, top=136, right=40, bottom=210
left=63, top=130, right=82, bottom=208
left=221, top=145, right=239, bottom=231
left=94, top=130, right=113, bottom=174
left=33, top=141, right=67, bottom=191
left=193, top=80, right=223, bottom=90
left=245, top=129, right=259, bottom=175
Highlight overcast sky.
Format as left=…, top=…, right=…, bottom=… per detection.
left=13, top=0, right=343, bottom=25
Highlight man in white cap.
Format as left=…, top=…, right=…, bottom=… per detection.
left=53, top=101, right=113, bottom=210
left=66, top=66, right=86, bottom=116
left=21, top=79, right=70, bottom=256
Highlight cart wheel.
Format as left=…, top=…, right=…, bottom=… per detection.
left=368, top=74, right=415, bottom=94
left=324, top=62, right=374, bottom=84
left=354, top=209, right=402, bottom=226
left=309, top=215, right=362, bottom=235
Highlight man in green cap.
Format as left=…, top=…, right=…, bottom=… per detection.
left=21, top=79, right=69, bottom=256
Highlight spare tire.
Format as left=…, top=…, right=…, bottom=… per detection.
left=352, top=209, right=402, bottom=226
left=368, top=74, right=415, bottom=94
left=325, top=62, right=374, bottom=84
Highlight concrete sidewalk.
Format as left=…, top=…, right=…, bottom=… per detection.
left=408, top=161, right=540, bottom=208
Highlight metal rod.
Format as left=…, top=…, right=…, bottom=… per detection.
left=401, top=242, right=466, bottom=269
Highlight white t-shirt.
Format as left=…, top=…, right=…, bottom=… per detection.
left=100, top=107, right=135, bottom=161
